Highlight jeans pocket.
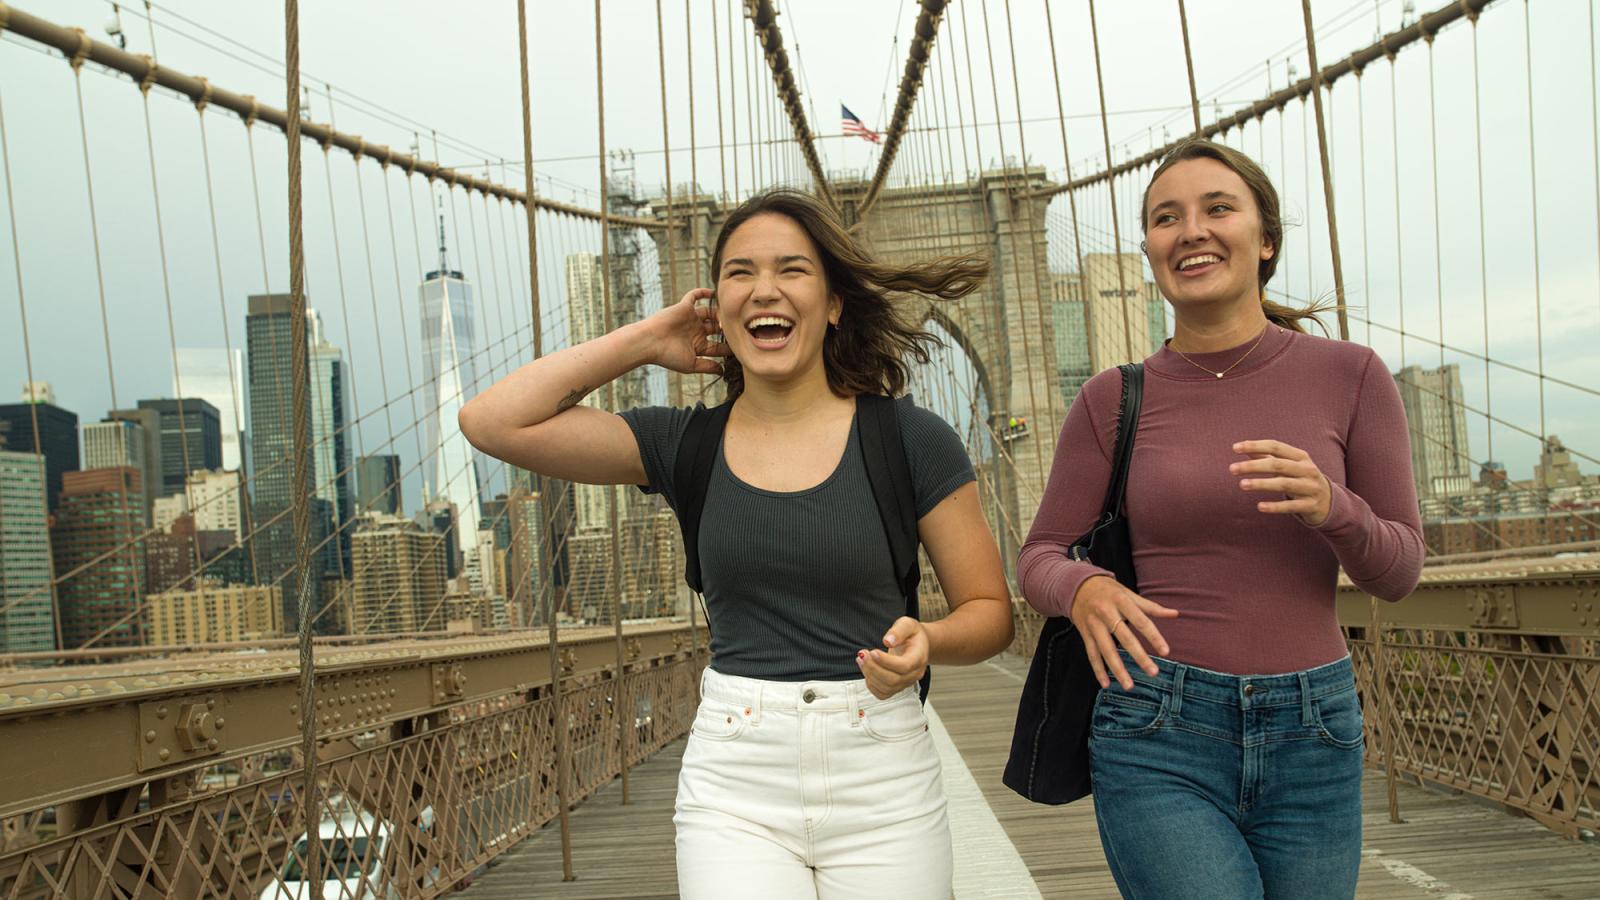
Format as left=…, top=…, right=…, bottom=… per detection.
left=860, top=697, right=929, bottom=743
left=1313, top=689, right=1366, bottom=751
left=690, top=700, right=748, bottom=742
left=1090, top=688, right=1169, bottom=738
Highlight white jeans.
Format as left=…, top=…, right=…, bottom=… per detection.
left=674, top=667, right=953, bottom=899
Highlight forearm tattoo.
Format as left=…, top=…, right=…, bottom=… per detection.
left=556, top=385, right=591, bottom=413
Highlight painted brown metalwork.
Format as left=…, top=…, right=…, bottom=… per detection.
left=0, top=625, right=704, bottom=897
left=0, top=2, right=657, bottom=230
left=745, top=0, right=835, bottom=210
left=856, top=0, right=949, bottom=222
left=1006, top=553, right=1600, bottom=836
left=1034, top=0, right=1497, bottom=199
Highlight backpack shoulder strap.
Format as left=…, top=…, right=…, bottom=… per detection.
left=857, top=394, right=930, bottom=701
left=856, top=394, right=919, bottom=604
left=672, top=401, right=733, bottom=594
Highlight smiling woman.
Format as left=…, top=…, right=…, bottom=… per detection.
left=458, top=188, right=1013, bottom=900
left=709, top=190, right=988, bottom=400
left=1019, top=139, right=1425, bottom=900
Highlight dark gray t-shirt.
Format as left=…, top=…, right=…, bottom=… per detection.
left=619, top=395, right=975, bottom=681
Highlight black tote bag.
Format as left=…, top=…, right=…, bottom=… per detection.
left=1002, top=363, right=1143, bottom=805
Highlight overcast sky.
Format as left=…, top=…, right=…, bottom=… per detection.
left=1, top=0, right=1596, bottom=505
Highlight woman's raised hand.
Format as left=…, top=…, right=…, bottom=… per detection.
left=1069, top=575, right=1178, bottom=690
left=646, top=288, right=731, bottom=375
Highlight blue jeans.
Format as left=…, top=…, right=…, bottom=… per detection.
left=1088, top=652, right=1365, bottom=900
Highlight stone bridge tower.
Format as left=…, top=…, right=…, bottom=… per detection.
left=650, top=167, right=1066, bottom=564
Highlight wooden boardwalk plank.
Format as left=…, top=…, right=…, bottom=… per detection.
left=464, top=657, right=1600, bottom=898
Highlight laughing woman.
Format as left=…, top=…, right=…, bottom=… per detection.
left=1019, top=140, right=1424, bottom=900
left=459, top=189, right=1013, bottom=899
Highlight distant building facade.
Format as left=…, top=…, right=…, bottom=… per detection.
left=350, top=513, right=449, bottom=635
left=53, top=467, right=145, bottom=649
left=0, top=450, right=55, bottom=652
left=1395, top=364, right=1472, bottom=498
left=356, top=454, right=402, bottom=516
left=146, top=581, right=282, bottom=646
left=0, top=399, right=78, bottom=513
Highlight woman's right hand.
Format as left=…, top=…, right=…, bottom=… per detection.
left=1069, top=575, right=1178, bottom=690
left=646, top=288, right=731, bottom=375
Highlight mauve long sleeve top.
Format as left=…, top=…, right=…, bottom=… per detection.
left=1018, top=324, right=1425, bottom=675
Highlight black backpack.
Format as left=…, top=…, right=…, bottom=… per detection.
left=670, top=394, right=931, bottom=700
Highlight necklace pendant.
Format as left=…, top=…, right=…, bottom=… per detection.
left=1215, top=372, right=1224, bottom=379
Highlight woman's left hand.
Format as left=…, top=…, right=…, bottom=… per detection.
left=857, top=617, right=929, bottom=700
left=1232, top=439, right=1332, bottom=526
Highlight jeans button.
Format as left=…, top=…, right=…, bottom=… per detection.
left=802, top=689, right=817, bottom=703
left=1243, top=684, right=1258, bottom=697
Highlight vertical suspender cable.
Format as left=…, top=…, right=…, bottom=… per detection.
left=657, top=0, right=679, bottom=305
left=1001, top=0, right=1060, bottom=443
left=1468, top=13, right=1493, bottom=467
left=1389, top=49, right=1406, bottom=368
left=515, top=36, right=565, bottom=858
left=592, top=0, right=632, bottom=806
left=196, top=106, right=260, bottom=587
left=1301, top=0, right=1351, bottom=339
left=0, top=87, right=64, bottom=650
left=726, top=0, right=741, bottom=200
left=1044, top=1, right=1095, bottom=392
left=1591, top=0, right=1600, bottom=325
left=1426, top=33, right=1443, bottom=368
left=712, top=0, right=730, bottom=206
left=1522, top=0, right=1547, bottom=454
left=682, top=0, right=705, bottom=665
left=977, top=0, right=1047, bottom=493
left=1086, top=0, right=1135, bottom=361
left=284, top=0, right=321, bottom=890
left=1177, top=0, right=1203, bottom=134
left=140, top=63, right=206, bottom=603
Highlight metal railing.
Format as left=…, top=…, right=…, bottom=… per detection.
left=0, top=621, right=704, bottom=898
left=1006, top=553, right=1600, bottom=837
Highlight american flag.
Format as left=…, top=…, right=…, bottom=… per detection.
left=841, top=105, right=881, bottom=144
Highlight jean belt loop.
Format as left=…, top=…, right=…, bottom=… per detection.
left=1167, top=663, right=1185, bottom=719
left=1298, top=671, right=1315, bottom=727
left=750, top=681, right=763, bottom=726
left=847, top=683, right=862, bottom=727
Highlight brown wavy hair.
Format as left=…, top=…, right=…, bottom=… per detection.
left=1140, top=138, right=1336, bottom=334
left=710, top=189, right=990, bottom=398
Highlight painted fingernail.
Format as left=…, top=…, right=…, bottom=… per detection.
left=883, top=634, right=897, bottom=647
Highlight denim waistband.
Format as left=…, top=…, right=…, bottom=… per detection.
left=1115, top=651, right=1355, bottom=713
left=700, top=666, right=916, bottom=718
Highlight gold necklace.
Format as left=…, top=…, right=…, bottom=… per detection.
left=1170, top=325, right=1272, bottom=379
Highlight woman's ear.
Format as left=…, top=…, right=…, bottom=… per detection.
left=1260, top=239, right=1276, bottom=262
left=828, top=292, right=842, bottom=326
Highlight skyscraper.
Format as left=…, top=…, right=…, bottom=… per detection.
left=0, top=393, right=78, bottom=513
left=563, top=252, right=639, bottom=533
left=246, top=293, right=324, bottom=627
left=0, top=450, right=55, bottom=652
left=53, top=467, right=145, bottom=649
left=307, top=311, right=352, bottom=578
left=103, top=407, right=162, bottom=524
left=350, top=513, right=448, bottom=634
left=1050, top=252, right=1168, bottom=404
left=1395, top=364, right=1471, bottom=497
left=173, top=348, right=248, bottom=472
left=420, top=223, right=485, bottom=556
left=356, top=454, right=402, bottom=516
left=136, top=398, right=222, bottom=497
left=84, top=417, right=157, bottom=527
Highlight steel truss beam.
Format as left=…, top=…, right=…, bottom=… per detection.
left=0, top=2, right=657, bottom=228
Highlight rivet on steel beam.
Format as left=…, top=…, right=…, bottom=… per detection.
left=156, top=705, right=168, bottom=719
left=158, top=748, right=170, bottom=761
left=144, top=730, right=156, bottom=743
